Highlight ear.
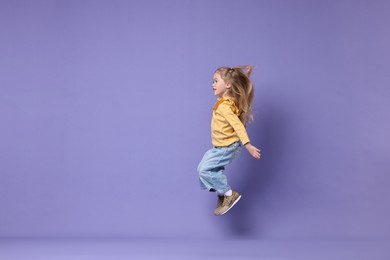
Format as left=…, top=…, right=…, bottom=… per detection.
left=226, top=82, right=232, bottom=89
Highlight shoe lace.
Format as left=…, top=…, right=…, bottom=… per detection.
left=222, top=196, right=232, bottom=207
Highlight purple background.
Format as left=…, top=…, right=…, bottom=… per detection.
left=1, top=0, right=389, bottom=240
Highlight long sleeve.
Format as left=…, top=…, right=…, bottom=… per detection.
left=211, top=98, right=250, bottom=147
left=218, top=103, right=250, bottom=145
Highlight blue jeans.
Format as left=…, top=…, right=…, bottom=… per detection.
left=197, top=141, right=242, bottom=195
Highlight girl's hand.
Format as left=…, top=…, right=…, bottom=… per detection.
left=244, top=143, right=261, bottom=160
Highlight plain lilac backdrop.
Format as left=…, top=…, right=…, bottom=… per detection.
left=0, top=0, right=389, bottom=239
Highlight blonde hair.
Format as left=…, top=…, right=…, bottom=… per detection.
left=215, top=65, right=254, bottom=125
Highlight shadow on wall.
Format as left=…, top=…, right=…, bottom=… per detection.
left=220, top=103, right=289, bottom=237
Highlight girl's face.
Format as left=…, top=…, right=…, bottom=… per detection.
left=212, top=72, right=230, bottom=97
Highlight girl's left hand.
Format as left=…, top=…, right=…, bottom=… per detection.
left=245, top=143, right=261, bottom=160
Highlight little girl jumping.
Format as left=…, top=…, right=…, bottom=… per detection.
left=198, top=65, right=261, bottom=216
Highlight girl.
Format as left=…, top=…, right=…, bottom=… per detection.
left=198, top=65, right=261, bottom=216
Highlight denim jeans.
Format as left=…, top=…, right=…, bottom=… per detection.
left=197, top=141, right=242, bottom=195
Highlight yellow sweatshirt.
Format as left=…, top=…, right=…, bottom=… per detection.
left=211, top=97, right=250, bottom=147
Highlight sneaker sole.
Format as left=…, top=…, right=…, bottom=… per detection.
left=219, top=195, right=241, bottom=215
